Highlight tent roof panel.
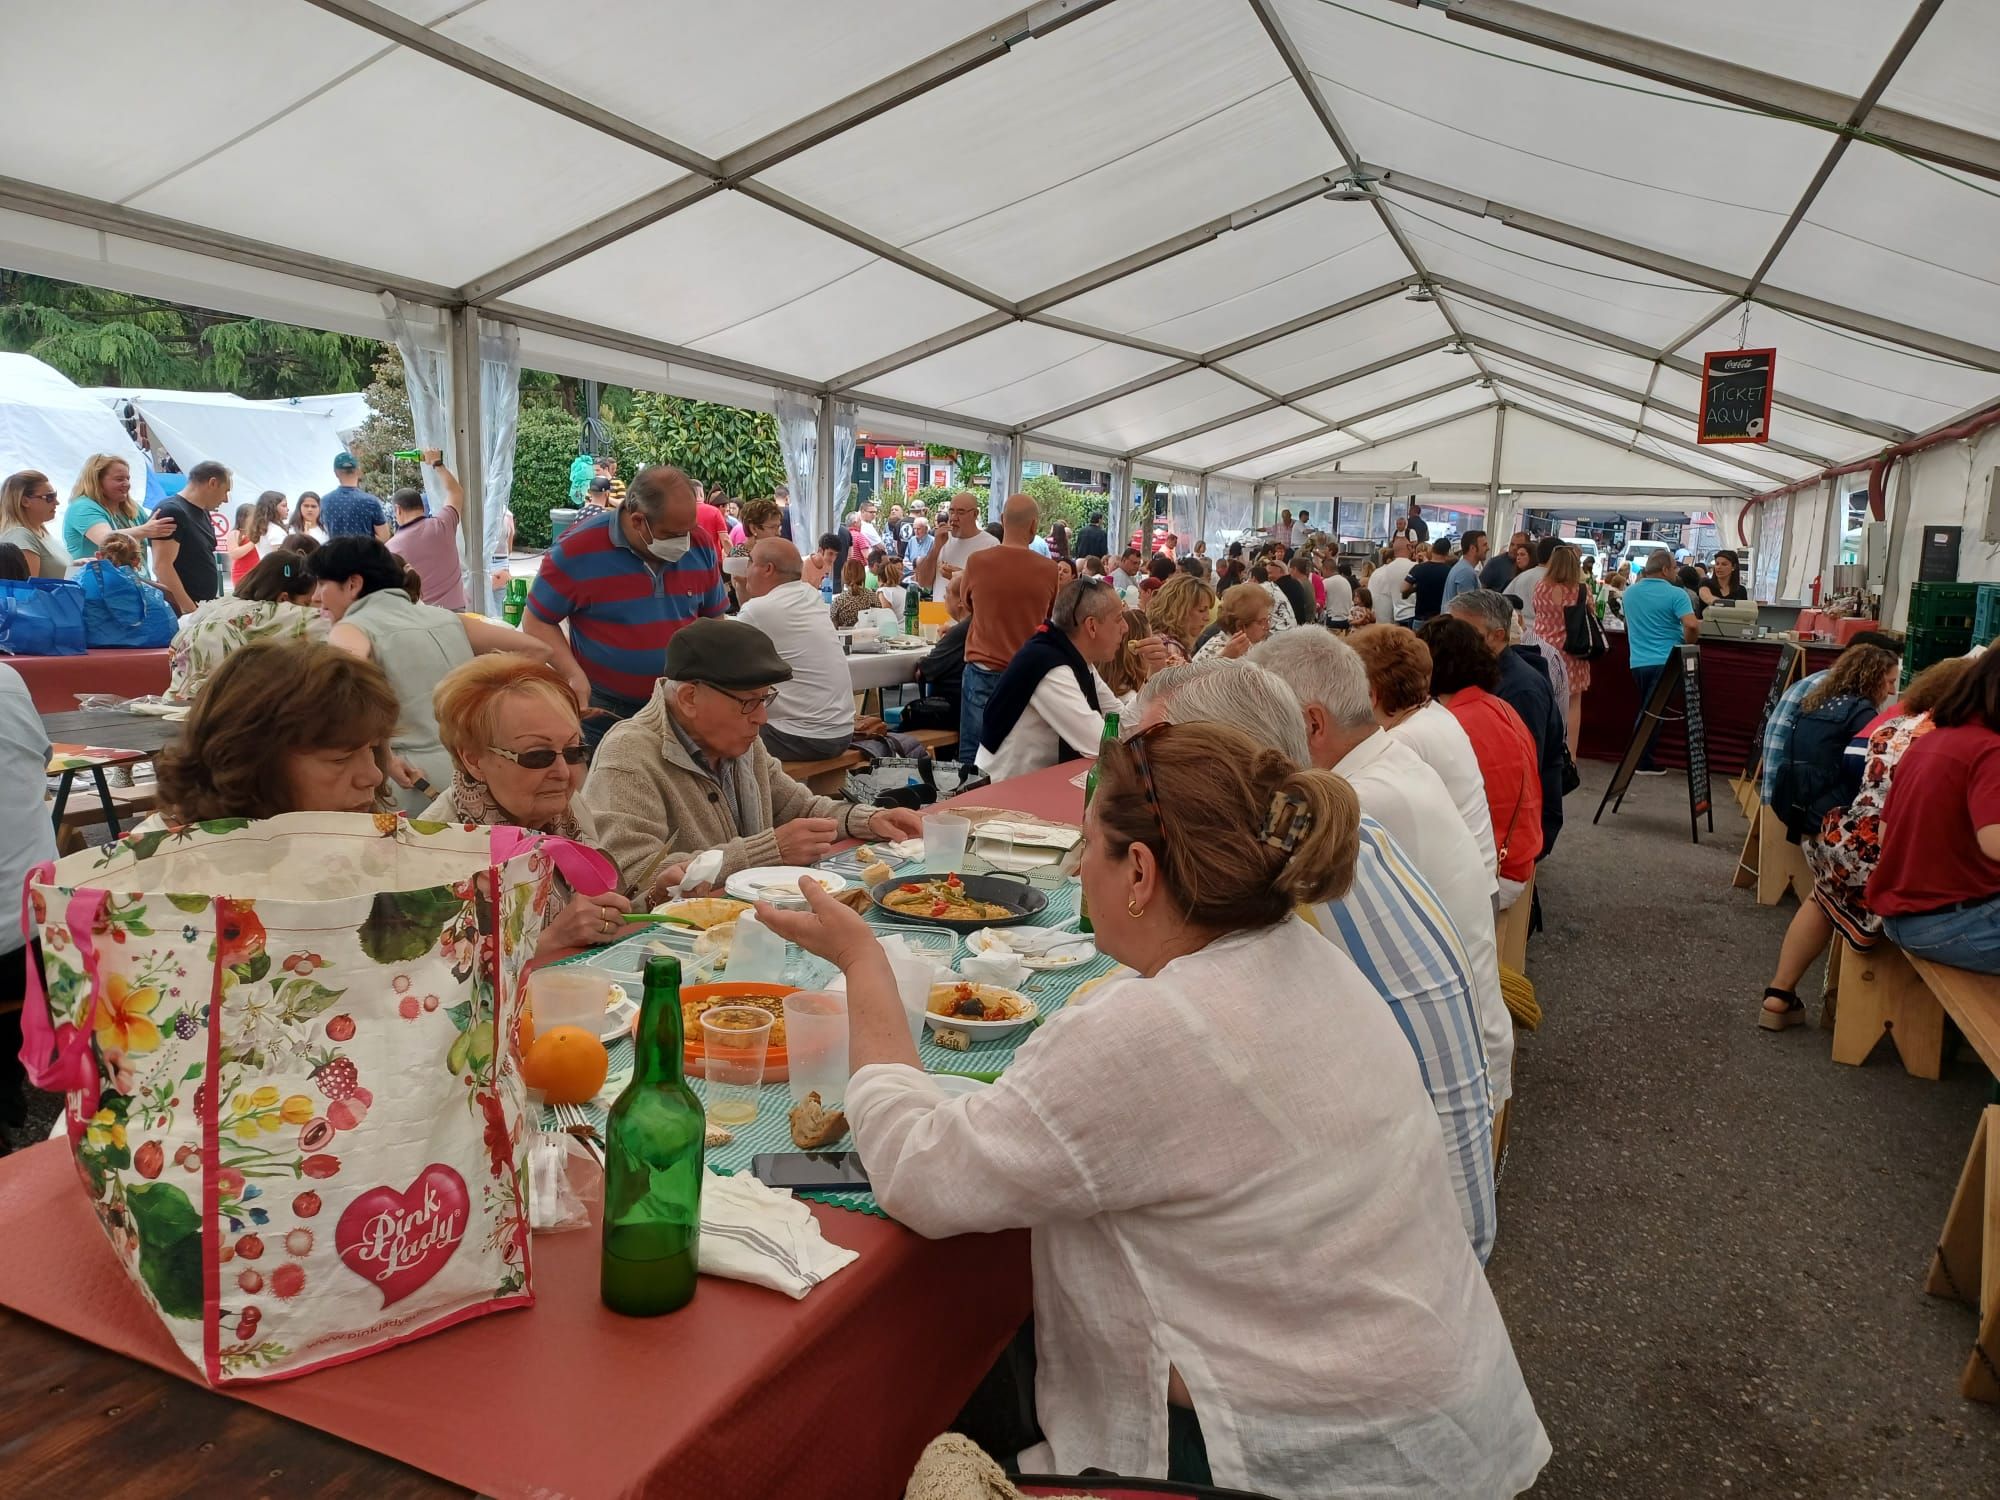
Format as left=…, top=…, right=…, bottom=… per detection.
left=859, top=324, right=1173, bottom=427
left=1478, top=356, right=1647, bottom=426
left=1498, top=406, right=1739, bottom=489
left=1349, top=384, right=1494, bottom=440
left=1218, top=298, right=1454, bottom=391
left=1237, top=429, right=1363, bottom=481
left=1045, top=203, right=1405, bottom=351
left=1498, top=390, right=1773, bottom=489
left=1290, top=405, right=1500, bottom=486
left=1448, top=302, right=1657, bottom=389
left=1293, top=349, right=1478, bottom=426
left=1879, top=3, right=2000, bottom=141
left=1278, top=0, right=1826, bottom=274
left=127, top=48, right=684, bottom=289
left=1039, top=369, right=1266, bottom=454
left=1147, top=407, right=1323, bottom=471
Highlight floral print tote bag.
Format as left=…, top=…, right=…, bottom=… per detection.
left=17, top=812, right=586, bottom=1384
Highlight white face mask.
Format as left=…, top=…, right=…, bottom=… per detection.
left=648, top=534, right=691, bottom=562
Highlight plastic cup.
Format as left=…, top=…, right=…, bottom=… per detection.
left=886, top=950, right=940, bottom=1047
left=923, top=812, right=970, bottom=870
left=700, top=1006, right=774, bottom=1127
left=530, top=966, right=613, bottom=1033
left=783, top=990, right=850, bottom=1106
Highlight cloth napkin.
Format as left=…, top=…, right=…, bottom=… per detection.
left=698, top=1168, right=860, bottom=1298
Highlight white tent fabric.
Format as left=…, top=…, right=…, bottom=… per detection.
left=5, top=0, right=2000, bottom=597
left=0, top=355, right=148, bottom=498
left=86, top=385, right=357, bottom=515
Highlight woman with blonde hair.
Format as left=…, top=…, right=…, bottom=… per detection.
left=61, top=453, right=169, bottom=567
left=424, top=655, right=632, bottom=953
left=0, top=470, right=68, bottom=578
left=1191, top=582, right=1275, bottom=662
left=1145, top=572, right=1215, bottom=663
left=1530, top=542, right=1591, bottom=756
left=754, top=721, right=1548, bottom=1494
left=1100, top=607, right=1159, bottom=699
left=875, top=555, right=908, bottom=620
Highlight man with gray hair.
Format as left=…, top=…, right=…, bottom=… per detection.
left=1137, top=656, right=1498, bottom=1261
left=1448, top=589, right=1565, bottom=858
left=735, top=537, right=858, bottom=761
left=1251, top=631, right=1513, bottom=1112
left=975, top=577, right=1128, bottom=780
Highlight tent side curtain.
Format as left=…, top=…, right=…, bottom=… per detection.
left=1167, top=471, right=1199, bottom=550
left=773, top=391, right=822, bottom=542
left=1204, top=476, right=1254, bottom=549
left=478, top=318, right=522, bottom=590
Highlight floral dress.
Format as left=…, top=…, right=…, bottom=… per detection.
left=1802, top=712, right=1934, bottom=946
left=167, top=598, right=329, bottom=702
left=829, top=587, right=876, bottom=629
left=1530, top=579, right=1591, bottom=694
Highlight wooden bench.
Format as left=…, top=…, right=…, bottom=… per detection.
left=782, top=728, right=961, bottom=798
left=53, top=780, right=160, bottom=855
left=1731, top=801, right=1813, bottom=906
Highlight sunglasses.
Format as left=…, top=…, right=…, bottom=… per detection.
left=487, top=743, right=588, bottom=770
left=1123, top=722, right=1170, bottom=847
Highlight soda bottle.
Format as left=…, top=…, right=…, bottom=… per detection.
left=1077, top=710, right=1120, bottom=934
left=904, top=584, right=920, bottom=639
left=600, top=954, right=705, bottom=1316
left=391, top=449, right=424, bottom=462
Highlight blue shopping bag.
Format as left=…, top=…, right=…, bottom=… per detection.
left=0, top=575, right=88, bottom=656
left=75, top=559, right=176, bottom=648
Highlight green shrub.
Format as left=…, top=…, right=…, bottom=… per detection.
left=1021, top=473, right=1101, bottom=540
left=622, top=393, right=784, bottom=496
left=509, top=405, right=585, bottom=550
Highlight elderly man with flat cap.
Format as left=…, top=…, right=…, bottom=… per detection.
left=580, top=617, right=923, bottom=901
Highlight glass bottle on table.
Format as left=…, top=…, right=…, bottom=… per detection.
left=1077, top=709, right=1120, bottom=935
left=600, top=954, right=706, bottom=1316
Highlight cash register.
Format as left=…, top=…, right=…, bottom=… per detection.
left=1699, top=599, right=1761, bottom=639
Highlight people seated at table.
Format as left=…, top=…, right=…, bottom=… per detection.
left=975, top=579, right=1131, bottom=782
left=61, top=454, right=171, bottom=571
left=1758, top=656, right=1969, bottom=1029
left=1864, top=650, right=2000, bottom=976
left=1, top=470, right=68, bottom=578
left=915, top=574, right=971, bottom=717
left=1448, top=589, right=1565, bottom=862
left=1756, top=630, right=1906, bottom=809
left=1143, top=573, right=1214, bottom=666
left=0, top=661, right=56, bottom=1127
left=1417, top=617, right=1544, bottom=909
left=1133, top=658, right=1497, bottom=1257
left=875, top=556, right=908, bottom=620
left=310, top=537, right=551, bottom=812
left=754, top=724, right=1549, bottom=1496
left=282, top=530, right=321, bottom=556
left=580, top=617, right=922, bottom=903
left=167, top=548, right=327, bottom=703
left=1347, top=624, right=1500, bottom=883
left=424, top=654, right=633, bottom=955
left=153, top=640, right=398, bottom=822
left=735, top=538, right=857, bottom=761
left=1190, top=582, right=1272, bottom=663
left=829, top=558, right=878, bottom=629
left=1139, top=553, right=1175, bottom=599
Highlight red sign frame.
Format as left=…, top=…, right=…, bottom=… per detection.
left=1698, top=347, right=1776, bottom=446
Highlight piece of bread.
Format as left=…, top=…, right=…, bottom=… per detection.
left=789, top=1091, right=849, bottom=1149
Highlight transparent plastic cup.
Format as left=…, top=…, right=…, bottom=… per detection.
left=783, top=990, right=850, bottom=1106
left=530, top=966, right=614, bottom=1033
left=699, top=1006, right=774, bottom=1126
left=923, top=812, right=970, bottom=870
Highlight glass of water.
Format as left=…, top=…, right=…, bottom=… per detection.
left=783, top=990, right=849, bottom=1106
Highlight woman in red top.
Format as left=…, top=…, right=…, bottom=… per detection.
left=1530, top=542, right=1591, bottom=757
left=1419, top=616, right=1543, bottom=900
left=1865, top=651, right=2000, bottom=974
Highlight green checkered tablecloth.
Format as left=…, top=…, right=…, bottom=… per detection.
left=543, top=871, right=1118, bottom=1215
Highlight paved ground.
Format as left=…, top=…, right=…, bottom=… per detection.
left=1489, top=762, right=2000, bottom=1498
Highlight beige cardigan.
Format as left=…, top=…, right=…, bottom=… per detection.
left=578, top=685, right=877, bottom=897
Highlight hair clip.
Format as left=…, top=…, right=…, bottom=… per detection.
left=1260, top=790, right=1312, bottom=852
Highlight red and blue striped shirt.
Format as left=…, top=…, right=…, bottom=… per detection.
left=526, top=510, right=727, bottom=702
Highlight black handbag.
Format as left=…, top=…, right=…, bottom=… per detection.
left=897, top=694, right=959, bottom=731
left=1562, top=592, right=1609, bottom=662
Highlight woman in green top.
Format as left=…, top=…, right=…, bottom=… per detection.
left=0, top=470, right=70, bottom=578
left=60, top=454, right=169, bottom=570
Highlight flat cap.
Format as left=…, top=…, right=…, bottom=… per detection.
left=665, top=617, right=793, bottom=689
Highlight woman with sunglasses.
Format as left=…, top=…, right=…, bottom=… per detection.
left=426, top=655, right=632, bottom=952
left=0, top=470, right=70, bottom=578
left=755, top=720, right=1548, bottom=1495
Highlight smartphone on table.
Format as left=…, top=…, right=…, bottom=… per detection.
left=750, top=1152, right=871, bottom=1192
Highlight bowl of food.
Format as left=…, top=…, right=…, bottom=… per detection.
left=638, top=981, right=796, bottom=1081
left=924, top=980, right=1038, bottom=1044
left=873, top=872, right=1047, bottom=930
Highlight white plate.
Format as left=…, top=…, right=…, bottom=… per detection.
left=724, top=867, right=853, bottom=907
left=924, top=982, right=1037, bottom=1044
left=966, top=927, right=1095, bottom=970
left=927, top=1073, right=988, bottom=1098
left=600, top=991, right=638, bottom=1042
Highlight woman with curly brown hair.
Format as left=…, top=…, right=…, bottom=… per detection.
left=154, top=641, right=399, bottom=823
left=754, top=720, right=1548, bottom=1494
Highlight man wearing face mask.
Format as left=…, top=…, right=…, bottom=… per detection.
left=523, top=463, right=728, bottom=753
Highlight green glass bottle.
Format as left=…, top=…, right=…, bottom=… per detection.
left=600, top=954, right=705, bottom=1316
left=905, top=582, right=921, bottom=638
left=1077, top=710, right=1120, bottom=935
left=391, top=449, right=424, bottom=462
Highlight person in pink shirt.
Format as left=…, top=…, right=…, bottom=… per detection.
left=385, top=450, right=468, bottom=610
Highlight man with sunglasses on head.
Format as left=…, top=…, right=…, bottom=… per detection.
left=735, top=537, right=858, bottom=760
left=581, top=617, right=924, bottom=902
left=975, top=577, right=1132, bottom=782
left=522, top=463, right=727, bottom=753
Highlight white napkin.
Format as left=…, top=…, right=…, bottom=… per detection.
left=970, top=926, right=1082, bottom=956
left=699, top=1169, right=859, bottom=1298
left=671, top=848, right=725, bottom=899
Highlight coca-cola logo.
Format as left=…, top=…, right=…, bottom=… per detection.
left=334, top=1164, right=469, bottom=1306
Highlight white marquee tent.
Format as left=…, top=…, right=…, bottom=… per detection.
left=6, top=0, right=1999, bottom=616
left=0, top=354, right=149, bottom=502
left=87, top=387, right=367, bottom=515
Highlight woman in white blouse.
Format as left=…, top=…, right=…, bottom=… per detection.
left=757, top=722, right=1548, bottom=1497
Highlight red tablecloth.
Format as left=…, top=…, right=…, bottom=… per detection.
left=0, top=761, right=1086, bottom=1500
left=12, top=647, right=170, bottom=713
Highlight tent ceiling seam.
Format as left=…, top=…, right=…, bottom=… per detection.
left=1194, top=373, right=1486, bottom=474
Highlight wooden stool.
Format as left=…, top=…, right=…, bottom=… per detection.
left=1829, top=939, right=1944, bottom=1078
left=1927, top=1106, right=2000, bottom=1403
left=1733, top=803, right=1812, bottom=906
left=1495, top=872, right=1535, bottom=976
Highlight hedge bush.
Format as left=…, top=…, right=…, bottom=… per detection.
left=510, top=405, right=585, bottom=550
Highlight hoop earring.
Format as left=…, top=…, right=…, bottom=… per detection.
left=1126, top=899, right=1144, bottom=918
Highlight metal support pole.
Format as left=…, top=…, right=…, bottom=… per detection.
left=815, top=396, right=837, bottom=542
left=446, top=305, right=489, bottom=614
left=1486, top=404, right=1508, bottom=536
left=1196, top=474, right=1210, bottom=549
left=1109, top=459, right=1132, bottom=557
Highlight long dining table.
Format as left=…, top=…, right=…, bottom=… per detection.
left=0, top=760, right=1087, bottom=1500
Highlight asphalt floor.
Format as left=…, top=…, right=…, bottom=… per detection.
left=1489, top=760, right=2000, bottom=1498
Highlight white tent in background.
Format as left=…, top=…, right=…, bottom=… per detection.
left=87, top=387, right=363, bottom=517
left=3, top=1, right=1998, bottom=614
left=251, top=392, right=371, bottom=444
left=0, top=353, right=148, bottom=499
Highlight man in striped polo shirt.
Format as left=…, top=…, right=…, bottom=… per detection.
left=523, top=463, right=727, bottom=751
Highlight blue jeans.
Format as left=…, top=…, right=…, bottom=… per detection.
left=960, top=663, right=1001, bottom=768
left=1630, top=661, right=1666, bottom=769
left=1884, top=895, right=2000, bottom=975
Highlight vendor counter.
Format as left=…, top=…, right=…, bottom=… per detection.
left=1577, top=632, right=1842, bottom=775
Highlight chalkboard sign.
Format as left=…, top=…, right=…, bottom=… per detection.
left=1595, top=644, right=1711, bottom=845
left=1746, top=641, right=1805, bottom=786
left=1699, top=348, right=1776, bottom=445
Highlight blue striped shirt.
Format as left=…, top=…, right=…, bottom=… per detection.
left=1760, top=671, right=1824, bottom=803
left=1308, top=815, right=1497, bottom=1263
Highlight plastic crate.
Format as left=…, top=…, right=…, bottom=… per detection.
left=1974, top=583, right=2000, bottom=647
left=1907, top=581, right=1979, bottom=632
left=1904, top=624, right=1973, bottom=676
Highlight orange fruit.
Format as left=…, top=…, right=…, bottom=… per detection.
left=521, top=1025, right=609, bottom=1105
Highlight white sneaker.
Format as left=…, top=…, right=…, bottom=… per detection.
left=1634, top=766, right=1668, bottom=776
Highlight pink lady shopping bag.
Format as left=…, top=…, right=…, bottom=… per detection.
left=19, top=812, right=611, bottom=1384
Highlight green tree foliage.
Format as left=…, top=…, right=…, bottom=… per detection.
left=1021, top=473, right=1102, bottom=540
left=0, top=272, right=380, bottom=397
left=622, top=392, right=784, bottom=496
left=346, top=348, right=416, bottom=501
left=510, top=405, right=588, bottom=550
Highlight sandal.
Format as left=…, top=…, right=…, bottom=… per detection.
left=1758, top=986, right=1805, bottom=1031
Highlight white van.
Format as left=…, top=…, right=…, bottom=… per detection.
left=1617, top=539, right=1667, bottom=578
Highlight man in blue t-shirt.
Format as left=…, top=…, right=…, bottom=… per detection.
left=321, top=452, right=389, bottom=539
left=1621, top=549, right=1699, bottom=773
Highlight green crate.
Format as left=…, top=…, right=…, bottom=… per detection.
left=1904, top=623, right=1973, bottom=675
left=1907, top=581, right=1979, bottom=631
left=1974, top=583, right=2000, bottom=646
